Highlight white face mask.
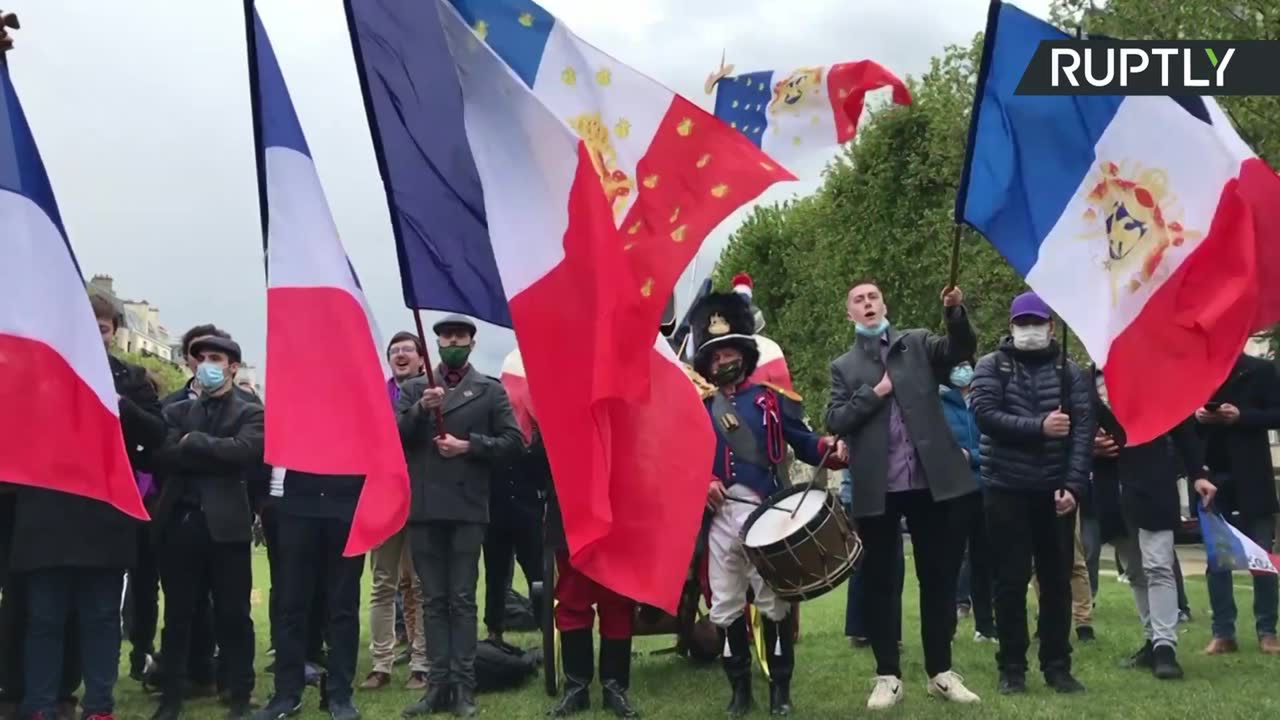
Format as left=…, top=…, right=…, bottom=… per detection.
left=1011, top=324, right=1051, bottom=351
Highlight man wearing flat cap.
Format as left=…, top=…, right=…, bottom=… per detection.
left=150, top=335, right=264, bottom=720
left=398, top=315, right=523, bottom=718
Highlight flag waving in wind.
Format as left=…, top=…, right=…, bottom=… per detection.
left=0, top=55, right=146, bottom=519
left=957, top=1, right=1280, bottom=445
left=250, top=9, right=408, bottom=556
left=712, top=60, right=911, bottom=174
left=346, top=0, right=791, bottom=611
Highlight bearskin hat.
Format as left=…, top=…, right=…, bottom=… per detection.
left=690, top=291, right=759, bottom=381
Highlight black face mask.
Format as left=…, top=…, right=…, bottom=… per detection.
left=711, top=361, right=743, bottom=387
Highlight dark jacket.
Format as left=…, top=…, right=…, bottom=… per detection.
left=10, top=356, right=167, bottom=572
left=940, top=387, right=982, bottom=487
left=969, top=339, right=1095, bottom=501
left=277, top=471, right=363, bottom=520
left=1092, top=398, right=1205, bottom=540
left=152, top=389, right=265, bottom=544
left=1198, top=354, right=1280, bottom=518
left=825, top=306, right=978, bottom=518
left=396, top=367, right=524, bottom=525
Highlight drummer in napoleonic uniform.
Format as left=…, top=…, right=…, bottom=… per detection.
left=693, top=292, right=848, bottom=718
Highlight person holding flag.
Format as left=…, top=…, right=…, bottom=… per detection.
left=397, top=315, right=523, bottom=718
left=697, top=291, right=847, bottom=717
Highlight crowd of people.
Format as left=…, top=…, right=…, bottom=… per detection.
left=2, top=278, right=1279, bottom=720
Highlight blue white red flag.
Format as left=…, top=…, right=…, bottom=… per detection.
left=250, top=9, right=408, bottom=555
left=346, top=0, right=791, bottom=611
left=0, top=56, right=146, bottom=519
left=713, top=61, right=910, bottom=173
left=957, top=1, right=1280, bottom=444
left=1201, top=511, right=1280, bottom=576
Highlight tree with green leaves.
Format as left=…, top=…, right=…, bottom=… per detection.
left=117, top=350, right=187, bottom=396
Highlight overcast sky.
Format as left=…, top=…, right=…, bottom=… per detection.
left=7, top=0, right=1051, bottom=376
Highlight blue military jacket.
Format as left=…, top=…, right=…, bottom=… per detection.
left=706, top=383, right=828, bottom=499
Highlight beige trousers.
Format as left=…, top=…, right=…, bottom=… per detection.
left=369, top=527, right=428, bottom=674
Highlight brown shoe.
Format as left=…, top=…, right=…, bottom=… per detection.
left=359, top=671, right=391, bottom=690
left=1260, top=635, right=1280, bottom=654
left=1204, top=637, right=1239, bottom=655
left=405, top=672, right=429, bottom=691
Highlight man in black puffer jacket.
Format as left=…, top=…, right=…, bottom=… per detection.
left=969, top=292, right=1094, bottom=697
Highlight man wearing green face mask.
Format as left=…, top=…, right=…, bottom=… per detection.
left=397, top=315, right=523, bottom=718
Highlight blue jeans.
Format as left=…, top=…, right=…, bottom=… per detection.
left=1207, top=514, right=1279, bottom=640
left=845, top=504, right=904, bottom=640
left=20, top=567, right=123, bottom=717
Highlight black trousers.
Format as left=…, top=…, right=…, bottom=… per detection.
left=124, top=525, right=161, bottom=673
left=157, top=509, right=255, bottom=705
left=410, top=522, right=485, bottom=690
left=858, top=489, right=966, bottom=677
left=985, top=488, right=1075, bottom=674
left=270, top=511, right=364, bottom=706
left=482, top=500, right=543, bottom=634
left=956, top=492, right=996, bottom=637
left=262, top=506, right=327, bottom=661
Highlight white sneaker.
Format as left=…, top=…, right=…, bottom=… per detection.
left=867, top=675, right=904, bottom=710
left=928, top=671, right=981, bottom=704
left=974, top=631, right=994, bottom=643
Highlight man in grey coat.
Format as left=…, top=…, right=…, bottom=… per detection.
left=825, top=281, right=979, bottom=710
left=397, top=315, right=523, bottom=718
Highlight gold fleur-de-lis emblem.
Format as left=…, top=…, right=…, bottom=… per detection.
left=730, top=121, right=737, bottom=129
left=756, top=82, right=765, bottom=91
left=561, top=67, right=577, bottom=85
left=711, top=184, right=729, bottom=198
left=642, top=175, right=659, bottom=189
left=792, top=136, right=802, bottom=146
left=473, top=20, right=489, bottom=40
left=696, top=154, right=711, bottom=169
left=518, top=12, right=534, bottom=27
left=760, top=161, right=775, bottom=171
left=676, top=118, right=694, bottom=136
left=708, top=313, right=730, bottom=335
left=595, top=68, right=612, bottom=86
left=671, top=225, right=687, bottom=243
left=731, top=100, right=739, bottom=108
left=623, top=241, right=637, bottom=251
left=810, top=115, right=820, bottom=126
left=627, top=220, right=643, bottom=235
left=614, top=118, right=631, bottom=139
left=669, top=206, right=681, bottom=223
left=640, top=278, right=654, bottom=297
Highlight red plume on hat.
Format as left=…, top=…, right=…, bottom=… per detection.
left=731, top=272, right=753, bottom=299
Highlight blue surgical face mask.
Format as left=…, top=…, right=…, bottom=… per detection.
left=196, top=362, right=226, bottom=391
left=950, top=364, right=974, bottom=388
left=855, top=318, right=890, bottom=338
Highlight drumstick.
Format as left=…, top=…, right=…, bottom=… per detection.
left=788, top=444, right=836, bottom=519
left=722, top=495, right=794, bottom=514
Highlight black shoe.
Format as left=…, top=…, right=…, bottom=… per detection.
left=225, top=698, right=258, bottom=720
left=997, top=671, right=1026, bottom=695
left=1121, top=641, right=1154, bottom=669
left=1044, top=669, right=1086, bottom=694
left=721, top=618, right=753, bottom=718
left=549, top=629, right=593, bottom=717
left=329, top=700, right=362, bottom=720
left=151, top=702, right=182, bottom=720
left=1151, top=645, right=1184, bottom=680
left=1076, top=625, right=1096, bottom=643
left=602, top=681, right=639, bottom=719
left=250, top=697, right=302, bottom=720
left=768, top=681, right=792, bottom=716
left=402, top=685, right=453, bottom=717
left=451, top=686, right=476, bottom=718
left=1179, top=609, right=1193, bottom=623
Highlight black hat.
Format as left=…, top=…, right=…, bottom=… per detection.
left=188, top=336, right=242, bottom=364
left=690, top=292, right=758, bottom=381
left=432, top=314, right=478, bottom=337
left=660, top=294, right=677, bottom=338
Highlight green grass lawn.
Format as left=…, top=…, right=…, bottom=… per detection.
left=111, top=546, right=1280, bottom=719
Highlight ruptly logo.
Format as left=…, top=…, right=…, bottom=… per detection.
left=1016, top=40, right=1280, bottom=96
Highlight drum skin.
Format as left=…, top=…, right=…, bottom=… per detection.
left=740, top=483, right=862, bottom=602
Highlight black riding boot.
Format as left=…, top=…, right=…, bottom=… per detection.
left=721, top=617, right=753, bottom=718
left=548, top=630, right=592, bottom=717
left=599, top=638, right=639, bottom=718
left=762, top=618, right=794, bottom=716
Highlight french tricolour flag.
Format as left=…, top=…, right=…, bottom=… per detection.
left=346, top=0, right=791, bottom=611
left=1201, top=511, right=1280, bottom=576
left=250, top=10, right=408, bottom=555
left=958, top=1, right=1280, bottom=445
left=0, top=58, right=146, bottom=518
left=713, top=60, right=911, bottom=174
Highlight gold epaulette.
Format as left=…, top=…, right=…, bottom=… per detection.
left=760, top=382, right=803, bottom=403
left=683, top=363, right=716, bottom=400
